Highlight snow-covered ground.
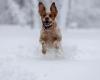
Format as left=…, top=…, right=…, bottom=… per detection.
left=0, top=26, right=100, bottom=80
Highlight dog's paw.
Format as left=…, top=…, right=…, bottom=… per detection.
left=42, top=49, right=46, bottom=54
left=40, top=41, right=45, bottom=45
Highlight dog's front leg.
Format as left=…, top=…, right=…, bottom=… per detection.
left=41, top=41, right=47, bottom=54
left=53, top=35, right=61, bottom=49
left=53, top=40, right=60, bottom=49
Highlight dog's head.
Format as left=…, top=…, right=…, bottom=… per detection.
left=38, top=2, right=58, bottom=29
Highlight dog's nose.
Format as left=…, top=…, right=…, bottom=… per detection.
left=45, top=17, right=49, bottom=21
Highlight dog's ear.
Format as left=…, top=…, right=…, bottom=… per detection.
left=38, top=2, right=46, bottom=17
left=50, top=2, right=58, bottom=20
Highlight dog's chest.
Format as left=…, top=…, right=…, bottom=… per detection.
left=42, top=30, right=57, bottom=42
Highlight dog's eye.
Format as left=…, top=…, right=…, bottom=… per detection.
left=49, top=14, right=52, bottom=17
left=42, top=14, right=46, bottom=17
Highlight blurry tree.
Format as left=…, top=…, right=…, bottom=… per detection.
left=93, top=0, right=100, bottom=8
left=14, top=0, right=25, bottom=8
left=66, top=0, right=72, bottom=26
left=7, top=0, right=34, bottom=27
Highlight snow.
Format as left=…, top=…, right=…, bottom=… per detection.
left=0, top=26, right=100, bottom=80
left=0, top=0, right=100, bottom=80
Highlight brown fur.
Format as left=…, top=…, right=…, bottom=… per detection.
left=38, top=2, right=62, bottom=54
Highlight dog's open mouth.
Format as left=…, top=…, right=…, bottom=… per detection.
left=43, top=21, right=52, bottom=29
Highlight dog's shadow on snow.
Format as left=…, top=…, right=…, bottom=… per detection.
left=34, top=45, right=79, bottom=61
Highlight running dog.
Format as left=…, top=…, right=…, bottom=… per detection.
left=38, top=2, right=62, bottom=54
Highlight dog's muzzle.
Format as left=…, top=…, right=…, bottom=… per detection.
left=43, top=21, right=52, bottom=29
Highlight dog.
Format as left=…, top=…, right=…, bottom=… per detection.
left=38, top=2, right=62, bottom=54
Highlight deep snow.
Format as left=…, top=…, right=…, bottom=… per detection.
left=0, top=26, right=100, bottom=80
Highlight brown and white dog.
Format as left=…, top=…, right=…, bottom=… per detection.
left=38, top=2, right=62, bottom=54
